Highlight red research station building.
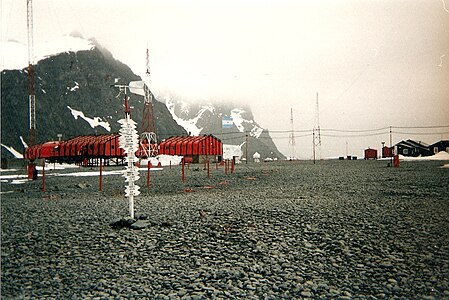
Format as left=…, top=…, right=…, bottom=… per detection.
left=364, top=148, right=378, bottom=160
left=24, top=134, right=223, bottom=165
left=24, top=134, right=124, bottom=165
left=158, top=135, right=223, bottom=163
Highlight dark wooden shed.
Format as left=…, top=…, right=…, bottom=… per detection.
left=364, top=148, right=378, bottom=160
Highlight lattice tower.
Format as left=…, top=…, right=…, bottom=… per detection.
left=140, top=48, right=158, bottom=158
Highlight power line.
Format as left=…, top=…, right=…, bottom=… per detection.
left=322, top=132, right=388, bottom=138
left=321, top=127, right=389, bottom=133
left=393, top=125, right=449, bottom=129
left=392, top=131, right=449, bottom=135
left=156, top=124, right=449, bottom=141
left=269, top=129, right=313, bottom=134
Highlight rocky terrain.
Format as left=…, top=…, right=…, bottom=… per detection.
left=1, top=160, right=448, bottom=299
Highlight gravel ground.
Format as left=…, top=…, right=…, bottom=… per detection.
left=1, top=160, right=449, bottom=299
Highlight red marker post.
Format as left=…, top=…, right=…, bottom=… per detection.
left=225, top=159, right=228, bottom=175
left=42, top=160, right=46, bottom=192
left=182, top=158, right=185, bottom=183
left=99, top=158, right=103, bottom=192
left=207, top=160, right=210, bottom=178
left=147, top=162, right=152, bottom=188
left=393, top=154, right=400, bottom=168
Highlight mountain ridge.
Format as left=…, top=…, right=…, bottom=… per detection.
left=1, top=42, right=186, bottom=158
left=1, top=37, right=284, bottom=161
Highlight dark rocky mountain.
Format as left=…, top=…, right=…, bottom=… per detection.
left=1, top=40, right=284, bottom=161
left=162, top=96, right=285, bottom=160
left=1, top=43, right=186, bottom=159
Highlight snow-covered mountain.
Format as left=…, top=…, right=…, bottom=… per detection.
left=161, top=95, right=285, bottom=160
left=1, top=36, right=186, bottom=159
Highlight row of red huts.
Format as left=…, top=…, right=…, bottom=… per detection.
left=159, top=136, right=222, bottom=163
left=24, top=134, right=223, bottom=164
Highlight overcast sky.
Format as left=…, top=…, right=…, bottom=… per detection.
left=2, top=0, right=448, bottom=158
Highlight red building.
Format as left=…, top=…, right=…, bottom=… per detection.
left=382, top=146, right=393, bottom=158
left=364, top=148, right=378, bottom=160
left=24, top=134, right=223, bottom=165
left=158, top=135, right=223, bottom=163
left=24, top=134, right=124, bottom=164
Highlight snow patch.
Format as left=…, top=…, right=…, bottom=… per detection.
left=230, top=108, right=264, bottom=138
left=68, top=81, right=79, bottom=92
left=20, top=136, right=28, bottom=148
left=0, top=174, right=28, bottom=180
left=398, top=151, right=449, bottom=161
left=251, top=126, right=264, bottom=139
left=180, top=100, right=190, bottom=115
left=143, top=155, right=183, bottom=167
left=164, top=97, right=214, bottom=136
left=10, top=179, right=29, bottom=185
left=67, top=106, right=111, bottom=132
left=230, top=108, right=246, bottom=133
left=1, top=144, right=23, bottom=159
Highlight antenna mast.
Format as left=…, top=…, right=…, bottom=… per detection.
left=140, top=48, right=158, bottom=158
left=313, top=92, right=321, bottom=163
left=289, top=108, right=296, bottom=160
left=27, top=0, right=36, bottom=146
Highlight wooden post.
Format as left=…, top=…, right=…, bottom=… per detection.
left=182, top=158, right=185, bottom=183
left=42, top=160, right=46, bottom=192
left=231, top=158, right=235, bottom=174
left=99, top=158, right=103, bottom=192
left=225, top=159, right=228, bottom=175
left=207, top=160, right=210, bottom=178
left=147, top=162, right=151, bottom=188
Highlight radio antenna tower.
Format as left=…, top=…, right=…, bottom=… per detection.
left=313, top=92, right=321, bottom=164
left=140, top=48, right=158, bottom=158
left=27, top=0, right=36, bottom=147
left=289, top=108, right=296, bottom=160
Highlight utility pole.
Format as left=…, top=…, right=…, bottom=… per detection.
left=313, top=92, right=321, bottom=164
left=26, top=0, right=37, bottom=180
left=313, top=130, right=316, bottom=164
left=289, top=108, right=296, bottom=160
left=389, top=126, right=393, bottom=165
left=245, top=132, right=248, bottom=164
left=27, top=0, right=36, bottom=146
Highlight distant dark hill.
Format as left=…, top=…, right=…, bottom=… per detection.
left=1, top=44, right=186, bottom=158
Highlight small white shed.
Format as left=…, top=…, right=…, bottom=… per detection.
left=253, top=152, right=261, bottom=163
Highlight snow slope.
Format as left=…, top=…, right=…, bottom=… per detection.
left=67, top=106, right=111, bottom=132
left=230, top=108, right=263, bottom=138
left=164, top=96, right=214, bottom=136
